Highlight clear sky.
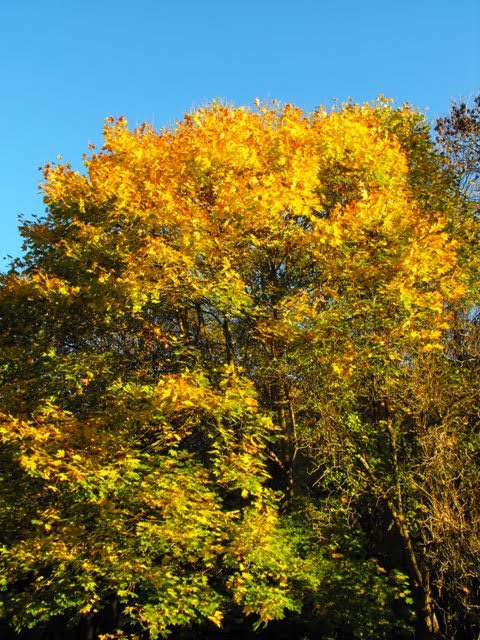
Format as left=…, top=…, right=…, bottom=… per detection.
left=1, top=0, right=479, bottom=266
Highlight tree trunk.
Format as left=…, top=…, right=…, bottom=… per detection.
left=392, top=511, right=440, bottom=639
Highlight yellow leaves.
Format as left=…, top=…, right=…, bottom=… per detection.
left=155, top=371, right=214, bottom=414
left=42, top=101, right=453, bottom=340
left=22, top=272, right=80, bottom=302
left=2, top=97, right=475, bottom=640
left=330, top=221, right=344, bottom=246
left=41, top=163, right=89, bottom=208
left=20, top=454, right=37, bottom=473
left=207, top=609, right=224, bottom=627
left=79, top=602, right=96, bottom=615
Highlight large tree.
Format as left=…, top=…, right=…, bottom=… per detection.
left=1, top=99, right=478, bottom=639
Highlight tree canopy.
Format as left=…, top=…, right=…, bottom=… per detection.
left=1, top=99, right=479, bottom=640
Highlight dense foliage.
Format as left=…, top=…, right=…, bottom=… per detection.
left=1, top=98, right=479, bottom=640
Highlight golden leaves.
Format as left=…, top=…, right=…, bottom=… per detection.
left=2, top=97, right=475, bottom=639
left=20, top=100, right=472, bottom=383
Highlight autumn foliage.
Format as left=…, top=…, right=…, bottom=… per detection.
left=1, top=100, right=478, bottom=639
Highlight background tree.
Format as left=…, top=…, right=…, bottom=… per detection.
left=0, top=99, right=478, bottom=639
left=435, top=93, right=480, bottom=208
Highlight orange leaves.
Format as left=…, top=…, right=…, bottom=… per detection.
left=22, top=99, right=472, bottom=379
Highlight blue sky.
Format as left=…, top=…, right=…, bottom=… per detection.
left=1, top=0, right=479, bottom=266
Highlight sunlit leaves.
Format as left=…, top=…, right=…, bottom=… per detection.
left=1, top=97, right=473, bottom=638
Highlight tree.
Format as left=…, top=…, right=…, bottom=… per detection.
left=435, top=93, right=480, bottom=207
left=0, top=99, right=477, bottom=639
